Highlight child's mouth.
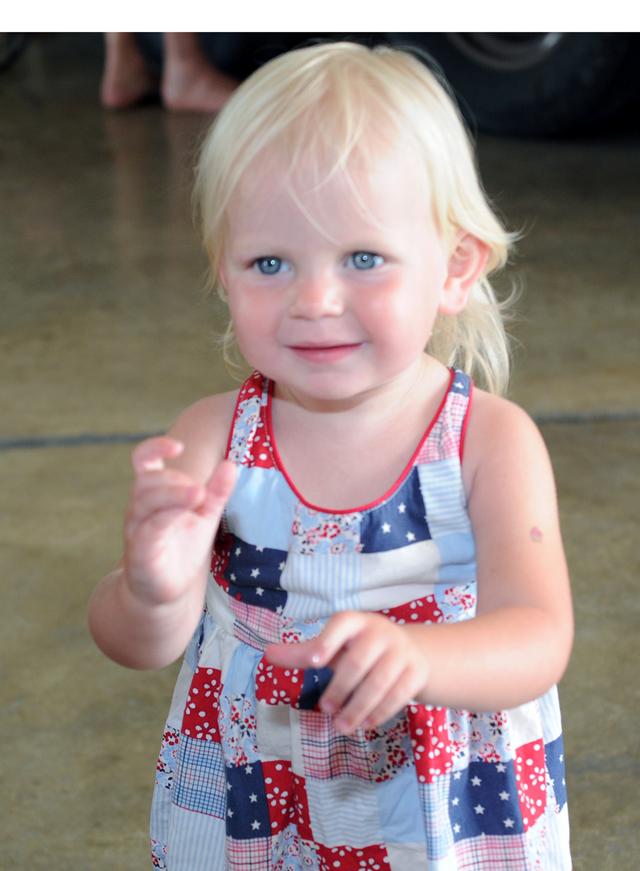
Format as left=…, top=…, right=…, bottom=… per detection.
left=288, top=343, right=362, bottom=363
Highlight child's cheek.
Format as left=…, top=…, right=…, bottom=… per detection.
left=230, top=287, right=270, bottom=330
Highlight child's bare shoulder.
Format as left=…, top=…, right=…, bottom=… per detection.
left=165, top=390, right=239, bottom=481
left=463, top=388, right=550, bottom=491
left=468, top=387, right=540, bottom=437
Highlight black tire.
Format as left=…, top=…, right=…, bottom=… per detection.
left=387, top=33, right=640, bottom=137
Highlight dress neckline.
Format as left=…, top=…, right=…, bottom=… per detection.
left=264, top=368, right=456, bottom=516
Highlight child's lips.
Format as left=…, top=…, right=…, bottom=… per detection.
left=288, top=343, right=362, bottom=362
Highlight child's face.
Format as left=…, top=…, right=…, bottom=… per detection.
left=220, top=146, right=457, bottom=405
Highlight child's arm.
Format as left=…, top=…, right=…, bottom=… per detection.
left=407, top=391, right=574, bottom=708
left=266, top=394, right=573, bottom=732
left=87, top=393, right=237, bottom=670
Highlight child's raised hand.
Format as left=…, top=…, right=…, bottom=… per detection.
left=123, top=436, right=236, bottom=608
left=265, top=611, right=430, bottom=734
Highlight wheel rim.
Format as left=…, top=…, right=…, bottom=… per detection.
left=447, top=33, right=563, bottom=71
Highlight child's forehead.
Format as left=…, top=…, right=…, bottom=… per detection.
left=229, top=139, right=431, bottom=228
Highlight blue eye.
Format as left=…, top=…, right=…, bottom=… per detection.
left=349, top=251, right=384, bottom=270
left=254, top=257, right=286, bottom=275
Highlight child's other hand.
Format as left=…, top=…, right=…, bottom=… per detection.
left=265, top=611, right=429, bottom=734
left=123, top=436, right=236, bottom=607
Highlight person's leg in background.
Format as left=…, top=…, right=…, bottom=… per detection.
left=101, top=32, right=158, bottom=108
left=101, top=33, right=237, bottom=112
left=161, top=33, right=237, bottom=112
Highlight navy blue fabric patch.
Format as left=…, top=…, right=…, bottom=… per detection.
left=225, top=536, right=288, bottom=612
left=225, top=760, right=271, bottom=839
left=545, top=734, right=567, bottom=810
left=449, top=760, right=523, bottom=840
left=360, top=467, right=431, bottom=553
left=451, top=371, right=471, bottom=396
left=298, top=666, right=334, bottom=710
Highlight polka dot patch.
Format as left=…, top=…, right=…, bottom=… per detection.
left=408, top=705, right=453, bottom=783
left=515, top=739, right=547, bottom=831
left=381, top=593, right=444, bottom=625
left=180, top=667, right=222, bottom=741
left=316, top=843, right=390, bottom=869
left=255, top=657, right=303, bottom=707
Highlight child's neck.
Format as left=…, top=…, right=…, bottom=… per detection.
left=270, top=355, right=451, bottom=510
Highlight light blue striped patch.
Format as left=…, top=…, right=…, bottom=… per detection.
left=164, top=802, right=227, bottom=870
left=224, top=642, right=263, bottom=698
left=376, top=765, right=426, bottom=843
left=538, top=685, right=563, bottom=744
left=225, top=466, right=297, bottom=551
left=305, top=776, right=382, bottom=846
left=417, top=458, right=476, bottom=585
left=435, top=532, right=476, bottom=582
left=281, top=552, right=361, bottom=620
left=418, top=459, right=471, bottom=538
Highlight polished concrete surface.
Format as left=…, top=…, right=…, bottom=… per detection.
left=1, top=35, right=639, bottom=869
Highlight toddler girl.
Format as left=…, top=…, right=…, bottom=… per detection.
left=89, top=40, right=573, bottom=870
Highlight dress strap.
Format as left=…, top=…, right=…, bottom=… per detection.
left=415, top=369, right=473, bottom=466
left=226, top=368, right=473, bottom=468
left=225, top=371, right=275, bottom=468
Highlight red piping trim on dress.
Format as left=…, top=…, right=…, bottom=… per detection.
left=263, top=367, right=456, bottom=515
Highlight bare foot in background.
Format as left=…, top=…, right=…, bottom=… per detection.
left=161, top=33, right=237, bottom=113
left=101, top=33, right=159, bottom=109
left=101, top=32, right=236, bottom=113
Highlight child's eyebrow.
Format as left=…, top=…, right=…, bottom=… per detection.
left=232, top=239, right=287, bottom=254
left=226, top=232, right=277, bottom=250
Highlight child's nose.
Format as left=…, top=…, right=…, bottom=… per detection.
left=289, top=273, right=344, bottom=319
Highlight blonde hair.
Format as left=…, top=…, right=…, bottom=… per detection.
left=193, top=40, right=519, bottom=394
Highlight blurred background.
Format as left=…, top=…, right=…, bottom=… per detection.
left=1, top=32, right=639, bottom=869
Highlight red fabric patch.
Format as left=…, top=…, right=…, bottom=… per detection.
left=408, top=704, right=453, bottom=783
left=263, top=762, right=313, bottom=840
left=211, top=528, right=232, bottom=591
left=292, top=771, right=313, bottom=841
left=263, top=760, right=295, bottom=835
left=255, top=657, right=303, bottom=706
left=180, top=667, right=222, bottom=742
left=317, top=842, right=389, bottom=870
left=381, top=593, right=444, bottom=625
left=245, top=419, right=275, bottom=469
left=235, top=370, right=263, bottom=403
left=515, top=739, right=547, bottom=831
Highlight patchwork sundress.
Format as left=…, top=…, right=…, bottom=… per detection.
left=150, top=368, right=570, bottom=870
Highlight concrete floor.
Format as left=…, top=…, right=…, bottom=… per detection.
left=1, top=35, right=639, bottom=870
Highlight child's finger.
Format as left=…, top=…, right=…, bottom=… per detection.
left=317, top=634, right=383, bottom=715
left=367, top=675, right=422, bottom=732
left=308, top=611, right=368, bottom=666
left=354, top=667, right=422, bottom=732
left=125, top=483, right=204, bottom=540
left=332, top=653, right=406, bottom=734
left=132, top=437, right=184, bottom=474
left=199, top=459, right=237, bottom=518
left=264, top=639, right=318, bottom=669
left=132, top=467, right=202, bottom=499
left=264, top=611, right=367, bottom=670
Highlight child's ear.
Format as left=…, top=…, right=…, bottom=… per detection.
left=439, top=234, right=489, bottom=315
